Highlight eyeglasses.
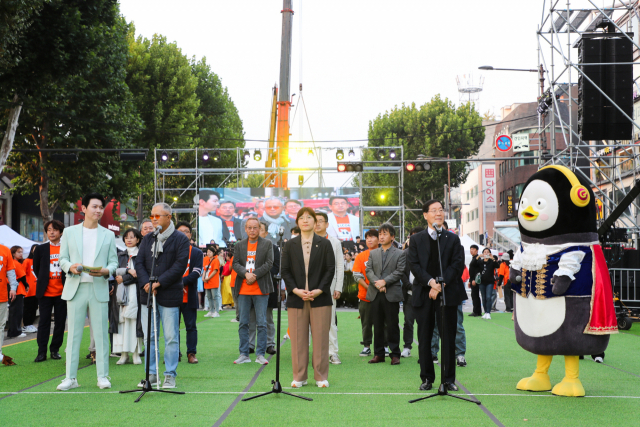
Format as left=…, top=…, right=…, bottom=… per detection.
left=150, top=214, right=170, bottom=219
left=428, top=209, right=444, bottom=214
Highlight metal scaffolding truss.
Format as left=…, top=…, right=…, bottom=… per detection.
left=153, top=146, right=407, bottom=241
left=538, top=0, right=640, bottom=235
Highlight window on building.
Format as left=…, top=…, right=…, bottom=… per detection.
left=475, top=208, right=479, bottom=220
left=20, top=213, right=44, bottom=242
left=515, top=150, right=540, bottom=167
left=466, top=212, right=470, bottom=223
left=515, top=183, right=526, bottom=199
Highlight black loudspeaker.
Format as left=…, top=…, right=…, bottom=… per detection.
left=578, top=37, right=633, bottom=141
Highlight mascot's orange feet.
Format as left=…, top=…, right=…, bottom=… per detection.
left=517, top=355, right=552, bottom=392
left=551, top=356, right=585, bottom=397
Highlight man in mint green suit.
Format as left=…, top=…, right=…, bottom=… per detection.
left=57, top=193, right=119, bottom=391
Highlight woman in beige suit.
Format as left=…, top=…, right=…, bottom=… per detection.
left=281, top=208, right=335, bottom=388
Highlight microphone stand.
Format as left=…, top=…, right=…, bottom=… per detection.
left=243, top=232, right=312, bottom=402
left=120, top=230, right=186, bottom=402
left=410, top=226, right=479, bottom=405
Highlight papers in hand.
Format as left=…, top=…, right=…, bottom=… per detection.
left=81, top=265, right=103, bottom=273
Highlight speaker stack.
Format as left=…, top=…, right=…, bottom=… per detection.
left=578, top=35, right=633, bottom=141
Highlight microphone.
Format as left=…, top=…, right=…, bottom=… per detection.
left=434, top=224, right=443, bottom=235
left=152, top=225, right=163, bottom=236
left=76, top=265, right=83, bottom=274
left=279, top=226, right=285, bottom=237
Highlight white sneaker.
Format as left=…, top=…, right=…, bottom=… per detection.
left=212, top=312, right=221, bottom=318
left=255, top=355, right=269, bottom=365
left=132, top=352, right=142, bottom=365
left=234, top=355, right=251, bottom=364
left=17, top=333, right=27, bottom=338
left=116, top=354, right=129, bottom=365
left=230, top=318, right=239, bottom=323
left=594, top=356, right=604, bottom=363
left=291, top=380, right=307, bottom=388
left=316, top=380, right=329, bottom=388
left=57, top=378, right=79, bottom=391
left=384, top=346, right=390, bottom=356
left=329, top=354, right=342, bottom=365
left=283, top=333, right=290, bottom=340
left=137, top=374, right=158, bottom=387
left=97, top=377, right=111, bottom=389
left=28, top=325, right=38, bottom=333
left=401, top=348, right=411, bottom=358
left=204, top=312, right=212, bottom=317
left=486, top=313, right=491, bottom=320
left=481, top=313, right=488, bottom=319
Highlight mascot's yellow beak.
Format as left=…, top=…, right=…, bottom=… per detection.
left=522, top=206, right=539, bottom=221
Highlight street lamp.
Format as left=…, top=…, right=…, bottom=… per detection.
left=478, top=65, right=539, bottom=72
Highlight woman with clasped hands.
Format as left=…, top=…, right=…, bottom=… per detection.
left=281, top=207, right=335, bottom=388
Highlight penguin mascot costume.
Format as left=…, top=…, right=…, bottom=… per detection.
left=509, top=165, right=618, bottom=397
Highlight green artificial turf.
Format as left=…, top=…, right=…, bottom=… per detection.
left=1, top=309, right=639, bottom=427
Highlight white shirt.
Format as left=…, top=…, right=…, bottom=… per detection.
left=81, top=226, right=98, bottom=283
left=198, top=215, right=225, bottom=247
left=427, top=227, right=437, bottom=240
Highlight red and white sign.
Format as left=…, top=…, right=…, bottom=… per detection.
left=482, top=164, right=496, bottom=213
left=495, top=135, right=513, bottom=152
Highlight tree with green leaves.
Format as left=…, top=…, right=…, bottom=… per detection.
left=1, top=0, right=141, bottom=221
left=361, top=96, right=484, bottom=232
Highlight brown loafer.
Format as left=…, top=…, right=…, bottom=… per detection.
left=2, top=355, right=16, bottom=366
left=368, top=355, right=385, bottom=364
left=391, top=357, right=400, bottom=365
left=90, top=351, right=96, bottom=364
left=187, top=353, right=198, bottom=364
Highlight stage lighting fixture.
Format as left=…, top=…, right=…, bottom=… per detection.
left=254, top=149, right=262, bottom=161
left=389, top=149, right=396, bottom=159
left=173, top=196, right=178, bottom=201
left=336, top=149, right=344, bottom=160
left=51, top=153, right=78, bottom=162
left=379, top=194, right=386, bottom=200
left=160, top=151, right=169, bottom=162
left=337, top=163, right=347, bottom=172
left=202, top=151, right=210, bottom=162
left=298, top=175, right=304, bottom=185
left=337, top=161, right=363, bottom=172
left=212, top=150, right=222, bottom=162
left=119, top=152, right=147, bottom=161
left=348, top=148, right=355, bottom=158
left=415, top=162, right=431, bottom=171
left=243, top=150, right=251, bottom=161
left=377, top=149, right=386, bottom=160
left=369, top=211, right=380, bottom=217
left=406, top=162, right=416, bottom=172
left=170, top=151, right=179, bottom=162
left=308, top=148, right=314, bottom=157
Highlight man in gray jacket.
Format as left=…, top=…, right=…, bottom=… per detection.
left=232, top=218, right=274, bottom=365
left=365, top=223, right=406, bottom=365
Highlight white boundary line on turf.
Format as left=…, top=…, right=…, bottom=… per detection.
left=1, top=391, right=639, bottom=398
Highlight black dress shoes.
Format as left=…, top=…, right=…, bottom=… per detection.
left=445, top=382, right=459, bottom=391
left=419, top=381, right=433, bottom=391
left=34, top=354, right=47, bottom=363
left=50, top=352, right=62, bottom=360
left=266, top=346, right=276, bottom=355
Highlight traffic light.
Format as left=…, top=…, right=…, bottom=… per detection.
left=337, top=161, right=363, bottom=172
left=405, top=161, right=431, bottom=172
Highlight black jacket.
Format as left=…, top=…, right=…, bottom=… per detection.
left=479, top=258, right=496, bottom=285
left=219, top=216, right=245, bottom=243
left=408, top=229, right=467, bottom=307
left=110, top=251, right=144, bottom=338
left=135, top=230, right=190, bottom=307
left=469, top=255, right=482, bottom=284
left=33, top=243, right=66, bottom=299
left=183, top=245, right=203, bottom=309
left=401, top=247, right=412, bottom=301
left=281, top=234, right=335, bottom=309
left=267, top=242, right=281, bottom=309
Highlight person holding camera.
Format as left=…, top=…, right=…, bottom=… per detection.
left=409, top=200, right=466, bottom=392
left=478, top=248, right=497, bottom=319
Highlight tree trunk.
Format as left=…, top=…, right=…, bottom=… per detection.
left=35, top=122, right=53, bottom=221
left=0, top=94, right=22, bottom=174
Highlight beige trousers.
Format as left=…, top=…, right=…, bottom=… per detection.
left=288, top=302, right=332, bottom=382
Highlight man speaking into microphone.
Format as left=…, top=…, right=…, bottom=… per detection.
left=408, top=200, right=466, bottom=392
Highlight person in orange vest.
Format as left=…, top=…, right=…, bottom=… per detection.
left=7, top=246, right=28, bottom=339
left=176, top=222, right=203, bottom=364
left=0, top=243, right=19, bottom=366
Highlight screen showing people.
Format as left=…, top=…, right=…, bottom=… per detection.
left=197, top=188, right=360, bottom=246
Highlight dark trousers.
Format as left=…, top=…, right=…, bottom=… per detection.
left=23, top=296, right=38, bottom=326
left=416, top=296, right=458, bottom=384
left=37, top=295, right=67, bottom=355
left=403, top=294, right=416, bottom=349
left=358, top=300, right=373, bottom=347
left=179, top=302, right=198, bottom=355
left=470, top=283, right=482, bottom=315
left=504, top=283, right=513, bottom=311
left=371, top=295, right=400, bottom=358
left=7, top=295, right=24, bottom=337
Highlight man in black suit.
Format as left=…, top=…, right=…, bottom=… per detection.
left=409, top=200, right=466, bottom=391
left=33, top=220, right=67, bottom=362
left=400, top=226, right=424, bottom=358
left=467, top=244, right=482, bottom=317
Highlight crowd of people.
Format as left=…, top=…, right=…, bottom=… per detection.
left=1, top=192, right=517, bottom=393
